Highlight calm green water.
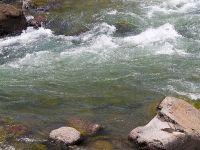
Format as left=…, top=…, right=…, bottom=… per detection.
left=1, top=0, right=200, bottom=149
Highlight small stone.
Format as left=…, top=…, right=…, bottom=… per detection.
left=49, top=127, right=81, bottom=145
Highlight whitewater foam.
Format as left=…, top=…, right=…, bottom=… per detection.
left=155, top=42, right=188, bottom=56
left=167, top=85, right=200, bottom=100
left=61, top=23, right=118, bottom=58
left=123, top=23, right=181, bottom=46
left=166, top=79, right=200, bottom=100
left=79, top=23, right=116, bottom=42
left=6, top=51, right=51, bottom=68
left=0, top=27, right=53, bottom=48
left=147, top=0, right=200, bottom=17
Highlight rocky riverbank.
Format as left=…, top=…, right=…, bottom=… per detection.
left=0, top=0, right=141, bottom=36
left=0, top=97, right=200, bottom=150
left=129, top=97, right=200, bottom=150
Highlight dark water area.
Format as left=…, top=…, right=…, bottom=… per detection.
left=1, top=0, right=200, bottom=149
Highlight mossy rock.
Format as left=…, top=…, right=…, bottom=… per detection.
left=32, top=0, right=52, bottom=7
left=176, top=95, right=200, bottom=109
left=29, top=144, right=47, bottom=150
left=148, top=100, right=162, bottom=118
left=89, top=140, right=112, bottom=150
left=0, top=117, right=14, bottom=125
left=13, top=142, right=47, bottom=150
left=115, top=19, right=138, bottom=34
left=0, top=128, right=7, bottom=142
left=148, top=96, right=200, bottom=118
left=68, top=118, right=102, bottom=136
left=5, top=124, right=29, bottom=137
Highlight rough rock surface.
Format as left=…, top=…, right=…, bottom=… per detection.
left=129, top=97, right=200, bottom=150
left=0, top=4, right=27, bottom=36
left=27, top=15, right=47, bottom=28
left=49, top=127, right=81, bottom=146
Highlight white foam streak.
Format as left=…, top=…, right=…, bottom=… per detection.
left=61, top=23, right=117, bottom=57
left=7, top=51, right=51, bottom=68
left=124, top=23, right=181, bottom=45
left=168, top=85, right=200, bottom=100
left=155, top=42, right=188, bottom=56
left=0, top=27, right=53, bottom=48
left=147, top=0, right=200, bottom=17
left=80, top=23, right=116, bottom=42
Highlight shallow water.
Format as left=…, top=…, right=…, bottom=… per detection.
left=1, top=0, right=200, bottom=149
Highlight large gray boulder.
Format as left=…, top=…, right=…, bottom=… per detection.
left=0, top=4, right=27, bottom=36
left=49, top=127, right=81, bottom=146
left=129, top=97, right=200, bottom=150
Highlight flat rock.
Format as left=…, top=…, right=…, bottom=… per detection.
left=129, top=97, right=200, bottom=150
left=49, top=127, right=81, bottom=146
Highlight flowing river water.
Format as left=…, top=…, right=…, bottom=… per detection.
left=0, top=0, right=200, bottom=149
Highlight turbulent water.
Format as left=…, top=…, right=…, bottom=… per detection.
left=1, top=0, right=200, bottom=149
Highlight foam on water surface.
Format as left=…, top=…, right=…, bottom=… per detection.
left=147, top=0, right=200, bottom=17
left=0, top=0, right=200, bottom=148
left=0, top=27, right=53, bottom=48
left=123, top=23, right=181, bottom=45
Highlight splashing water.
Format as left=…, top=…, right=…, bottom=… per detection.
left=0, top=0, right=200, bottom=149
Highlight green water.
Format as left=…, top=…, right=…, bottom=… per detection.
left=1, top=0, right=200, bottom=149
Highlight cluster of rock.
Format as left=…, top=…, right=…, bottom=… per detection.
left=0, top=94, right=199, bottom=149
left=48, top=97, right=200, bottom=150
left=0, top=0, right=48, bottom=37
left=0, top=116, right=103, bottom=150
left=129, top=97, right=200, bottom=150
left=48, top=119, right=103, bottom=149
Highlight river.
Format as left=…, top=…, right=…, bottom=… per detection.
left=0, top=0, right=200, bottom=149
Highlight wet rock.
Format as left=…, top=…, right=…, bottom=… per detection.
left=0, top=144, right=15, bottom=150
left=49, top=127, right=81, bottom=146
left=0, top=117, right=29, bottom=145
left=23, top=0, right=61, bottom=12
left=68, top=118, right=103, bottom=136
left=23, top=0, right=35, bottom=10
left=115, top=20, right=138, bottom=34
left=5, top=124, right=29, bottom=137
left=129, top=97, right=200, bottom=150
left=0, top=117, right=13, bottom=126
left=28, top=15, right=47, bottom=28
left=0, top=3, right=27, bottom=36
left=29, top=143, right=47, bottom=150
left=17, top=137, right=47, bottom=144
left=0, top=128, right=7, bottom=142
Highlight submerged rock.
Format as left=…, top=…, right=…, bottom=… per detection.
left=5, top=124, right=29, bottom=137
left=29, top=143, right=47, bottom=150
left=49, top=127, right=81, bottom=146
left=0, top=3, right=27, bottom=36
left=129, top=97, right=200, bottom=150
left=68, top=118, right=103, bottom=136
left=88, top=140, right=112, bottom=150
